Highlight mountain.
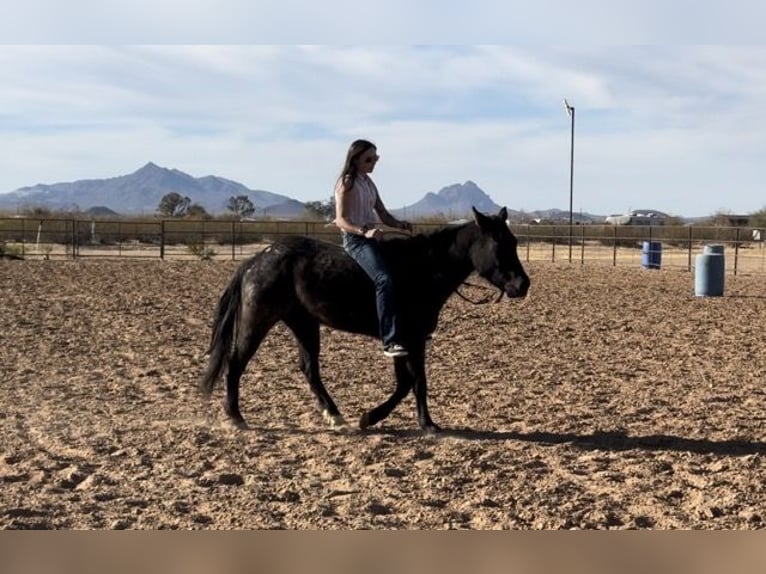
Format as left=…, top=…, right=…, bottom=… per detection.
left=0, top=162, right=296, bottom=215
left=0, top=164, right=607, bottom=222
left=263, top=199, right=309, bottom=218
left=524, top=208, right=605, bottom=223
left=392, top=181, right=502, bottom=220
left=85, top=206, right=121, bottom=218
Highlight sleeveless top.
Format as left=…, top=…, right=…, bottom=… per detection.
left=338, top=175, right=378, bottom=230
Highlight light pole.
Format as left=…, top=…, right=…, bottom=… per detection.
left=564, top=98, right=575, bottom=263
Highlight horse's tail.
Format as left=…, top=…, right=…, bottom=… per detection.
left=198, top=262, right=248, bottom=397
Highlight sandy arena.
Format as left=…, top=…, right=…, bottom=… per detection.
left=1, top=258, right=765, bottom=529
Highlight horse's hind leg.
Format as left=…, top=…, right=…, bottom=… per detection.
left=284, top=312, right=345, bottom=427
left=224, top=316, right=277, bottom=429
left=359, top=357, right=413, bottom=430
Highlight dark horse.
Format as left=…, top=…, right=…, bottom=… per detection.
left=199, top=207, right=530, bottom=432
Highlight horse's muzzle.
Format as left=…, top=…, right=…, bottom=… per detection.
left=505, top=275, right=530, bottom=298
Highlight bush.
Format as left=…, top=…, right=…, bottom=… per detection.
left=750, top=208, right=766, bottom=228
left=186, top=241, right=217, bottom=260
left=0, top=241, right=24, bottom=260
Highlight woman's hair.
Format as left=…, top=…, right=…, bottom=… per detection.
left=338, top=139, right=376, bottom=193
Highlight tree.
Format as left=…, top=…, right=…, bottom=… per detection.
left=663, top=215, right=685, bottom=226
left=157, top=192, right=192, bottom=217
left=185, top=203, right=210, bottom=219
left=22, top=206, right=52, bottom=217
left=304, top=196, right=336, bottom=221
left=750, top=207, right=766, bottom=228
left=226, top=194, right=256, bottom=218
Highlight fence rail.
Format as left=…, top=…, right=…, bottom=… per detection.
left=1, top=217, right=764, bottom=275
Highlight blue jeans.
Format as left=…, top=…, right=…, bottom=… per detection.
left=342, top=233, right=400, bottom=347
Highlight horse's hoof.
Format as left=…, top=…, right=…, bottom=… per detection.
left=322, top=410, right=347, bottom=428
left=359, top=413, right=371, bottom=430
left=226, top=417, right=250, bottom=430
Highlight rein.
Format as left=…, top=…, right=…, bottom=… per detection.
left=455, top=281, right=504, bottom=305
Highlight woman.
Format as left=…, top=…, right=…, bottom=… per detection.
left=334, top=139, right=412, bottom=358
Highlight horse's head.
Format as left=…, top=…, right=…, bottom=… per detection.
left=469, top=206, right=530, bottom=299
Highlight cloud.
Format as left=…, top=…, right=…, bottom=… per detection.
left=1, top=45, right=765, bottom=217
left=4, top=1, right=766, bottom=43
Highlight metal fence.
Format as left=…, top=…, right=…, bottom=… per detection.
left=518, top=222, right=765, bottom=275
left=1, top=216, right=764, bottom=275
left=0, top=217, right=342, bottom=261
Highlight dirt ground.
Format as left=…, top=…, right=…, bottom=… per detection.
left=2, top=258, right=765, bottom=530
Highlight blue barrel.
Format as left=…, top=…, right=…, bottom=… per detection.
left=641, top=241, right=662, bottom=269
left=695, top=244, right=725, bottom=297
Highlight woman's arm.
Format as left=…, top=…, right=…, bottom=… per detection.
left=372, top=186, right=412, bottom=232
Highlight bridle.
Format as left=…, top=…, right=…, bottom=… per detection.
left=382, top=228, right=505, bottom=304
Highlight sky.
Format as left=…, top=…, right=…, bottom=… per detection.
left=1, top=2, right=765, bottom=218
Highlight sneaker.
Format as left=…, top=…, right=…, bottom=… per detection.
left=383, top=343, right=409, bottom=358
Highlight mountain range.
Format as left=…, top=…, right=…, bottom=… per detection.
left=0, top=162, right=606, bottom=222
left=0, top=163, right=306, bottom=217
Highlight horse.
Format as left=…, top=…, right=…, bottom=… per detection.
left=198, top=206, right=530, bottom=433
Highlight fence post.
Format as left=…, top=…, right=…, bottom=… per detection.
left=687, top=225, right=693, bottom=271
left=160, top=220, right=165, bottom=260
left=734, top=227, right=740, bottom=276
left=580, top=224, right=585, bottom=264
left=70, top=219, right=76, bottom=259
left=231, top=220, right=236, bottom=261
left=551, top=230, right=556, bottom=262
left=525, top=225, right=530, bottom=262
left=612, top=225, right=617, bottom=266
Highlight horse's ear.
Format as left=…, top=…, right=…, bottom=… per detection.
left=498, top=207, right=507, bottom=221
left=472, top=206, right=491, bottom=231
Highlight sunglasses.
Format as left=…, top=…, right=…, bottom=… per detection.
left=363, top=155, right=380, bottom=164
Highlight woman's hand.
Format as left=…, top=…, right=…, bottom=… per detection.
left=364, top=227, right=383, bottom=240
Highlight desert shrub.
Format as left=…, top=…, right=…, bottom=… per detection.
left=186, top=241, right=217, bottom=260
left=750, top=208, right=766, bottom=228
left=0, top=241, right=24, bottom=259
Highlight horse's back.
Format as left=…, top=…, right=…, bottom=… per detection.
left=268, top=236, right=363, bottom=282
left=241, top=236, right=377, bottom=332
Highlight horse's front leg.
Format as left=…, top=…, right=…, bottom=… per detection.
left=359, top=356, right=413, bottom=430
left=407, top=347, right=440, bottom=433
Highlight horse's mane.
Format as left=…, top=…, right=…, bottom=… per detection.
left=381, top=220, right=476, bottom=262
